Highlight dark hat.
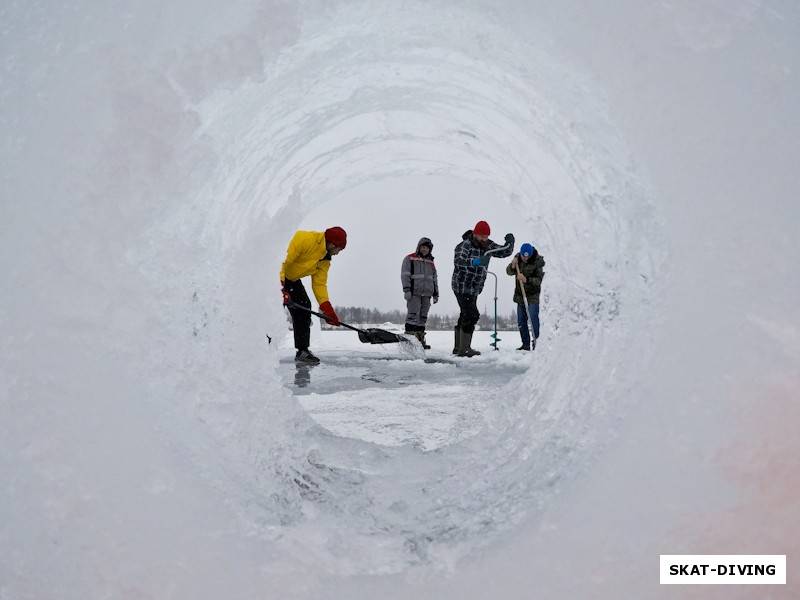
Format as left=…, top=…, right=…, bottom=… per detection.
left=520, top=243, right=534, bottom=258
left=473, top=221, right=490, bottom=236
left=324, top=226, right=347, bottom=249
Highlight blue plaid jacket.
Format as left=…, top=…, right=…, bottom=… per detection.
left=451, top=230, right=513, bottom=295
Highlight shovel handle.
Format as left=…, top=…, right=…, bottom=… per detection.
left=515, top=263, right=531, bottom=309
left=285, top=301, right=363, bottom=334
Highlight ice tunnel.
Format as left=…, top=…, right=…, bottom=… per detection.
left=108, top=0, right=662, bottom=569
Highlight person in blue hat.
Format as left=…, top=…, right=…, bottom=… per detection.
left=506, top=242, right=545, bottom=350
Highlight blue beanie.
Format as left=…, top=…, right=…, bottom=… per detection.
left=520, top=243, right=534, bottom=258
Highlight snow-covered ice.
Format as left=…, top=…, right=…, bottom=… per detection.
left=280, top=329, right=532, bottom=450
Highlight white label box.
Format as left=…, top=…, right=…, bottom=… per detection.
left=660, top=555, right=786, bottom=584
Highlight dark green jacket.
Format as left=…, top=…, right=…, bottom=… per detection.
left=506, top=252, right=545, bottom=304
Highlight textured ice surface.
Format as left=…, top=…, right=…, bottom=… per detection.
left=280, top=330, right=532, bottom=450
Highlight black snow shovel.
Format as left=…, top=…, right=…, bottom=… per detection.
left=286, top=302, right=408, bottom=345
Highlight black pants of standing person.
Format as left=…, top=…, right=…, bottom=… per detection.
left=284, top=278, right=312, bottom=351
left=455, top=293, right=481, bottom=333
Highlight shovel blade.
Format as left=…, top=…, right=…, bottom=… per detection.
left=357, top=328, right=406, bottom=344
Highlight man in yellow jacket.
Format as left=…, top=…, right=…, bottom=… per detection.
left=280, top=227, right=347, bottom=363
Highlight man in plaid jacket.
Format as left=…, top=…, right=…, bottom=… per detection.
left=451, top=220, right=514, bottom=357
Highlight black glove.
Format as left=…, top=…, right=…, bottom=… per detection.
left=504, top=233, right=515, bottom=247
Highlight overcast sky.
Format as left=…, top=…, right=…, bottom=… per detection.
left=298, top=174, right=536, bottom=319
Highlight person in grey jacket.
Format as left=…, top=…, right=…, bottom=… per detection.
left=451, top=221, right=514, bottom=357
left=401, top=237, right=438, bottom=349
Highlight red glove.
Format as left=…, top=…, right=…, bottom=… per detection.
left=319, top=301, right=340, bottom=326
left=281, top=281, right=290, bottom=306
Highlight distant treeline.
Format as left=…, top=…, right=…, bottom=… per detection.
left=324, top=306, right=520, bottom=331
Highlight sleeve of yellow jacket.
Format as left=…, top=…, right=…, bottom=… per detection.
left=279, top=231, right=332, bottom=306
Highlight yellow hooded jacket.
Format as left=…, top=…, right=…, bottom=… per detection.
left=280, top=230, right=333, bottom=305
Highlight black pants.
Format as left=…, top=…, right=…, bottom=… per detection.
left=455, top=293, right=480, bottom=334
left=284, top=278, right=312, bottom=350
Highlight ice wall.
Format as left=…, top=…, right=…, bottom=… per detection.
left=2, top=1, right=797, bottom=598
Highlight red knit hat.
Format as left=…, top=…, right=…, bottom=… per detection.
left=325, top=226, right=347, bottom=249
left=473, top=221, right=490, bottom=236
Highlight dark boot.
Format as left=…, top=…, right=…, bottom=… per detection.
left=406, top=324, right=428, bottom=349
left=295, top=349, right=320, bottom=364
left=418, top=328, right=431, bottom=350
left=457, top=329, right=481, bottom=357
left=452, top=326, right=460, bottom=355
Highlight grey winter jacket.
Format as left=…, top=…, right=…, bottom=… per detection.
left=401, top=237, right=439, bottom=298
left=451, top=230, right=514, bottom=295
left=506, top=251, right=545, bottom=304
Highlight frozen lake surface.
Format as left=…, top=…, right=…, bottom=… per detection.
left=278, top=329, right=533, bottom=450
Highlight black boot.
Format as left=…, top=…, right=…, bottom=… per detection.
left=457, top=329, right=481, bottom=357
left=452, top=326, right=460, bottom=355
left=418, top=328, right=431, bottom=350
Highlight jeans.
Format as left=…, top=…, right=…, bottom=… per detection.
left=516, top=302, right=540, bottom=347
